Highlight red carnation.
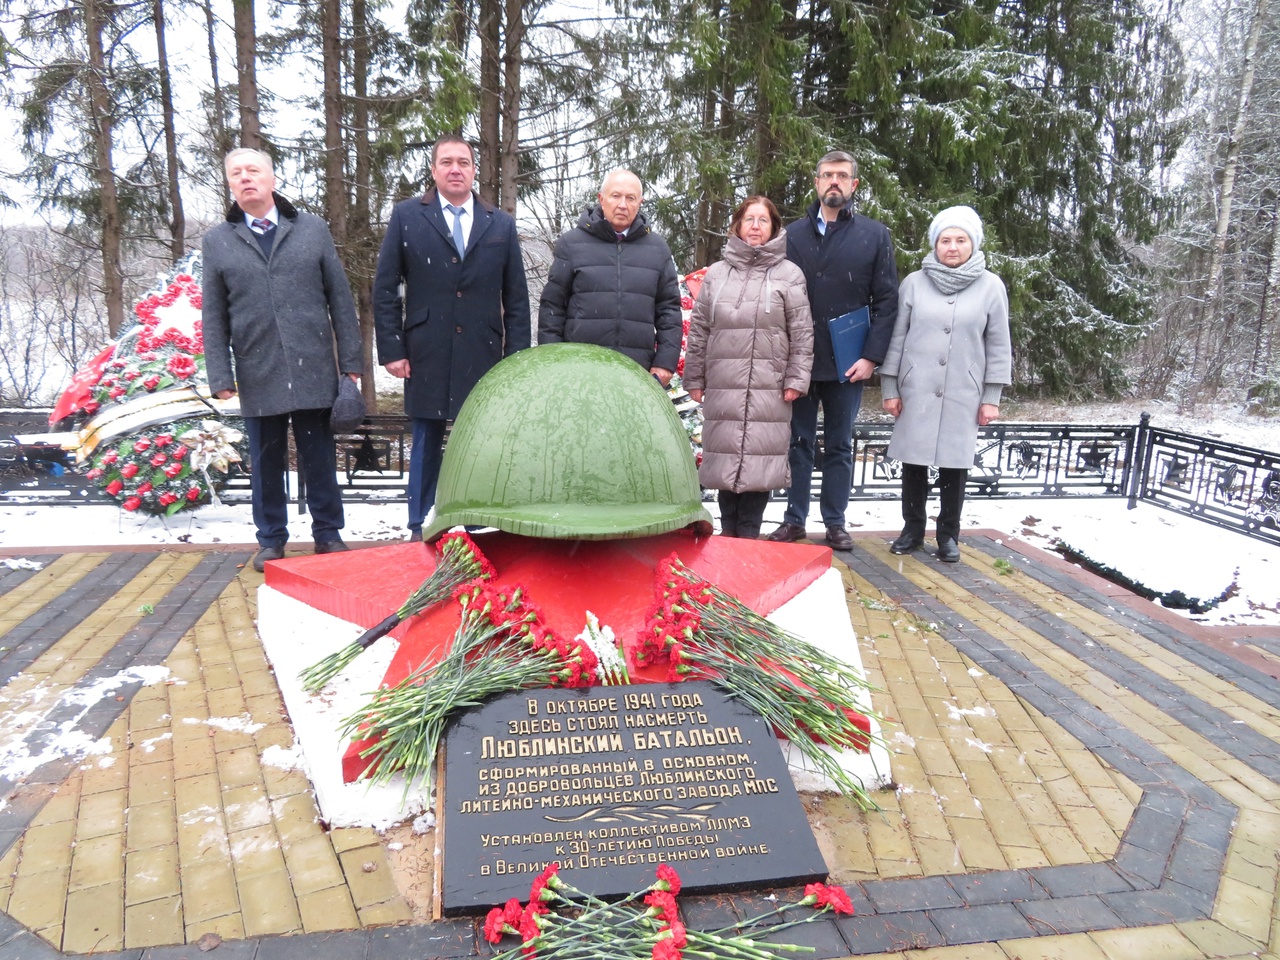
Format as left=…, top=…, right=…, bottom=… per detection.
left=143, top=375, right=161, bottom=390
left=109, top=387, right=126, bottom=399
left=106, top=479, right=124, bottom=496
left=186, top=487, right=201, bottom=501
left=85, top=468, right=103, bottom=480
left=164, top=462, right=183, bottom=479
left=154, top=433, right=172, bottom=447
left=124, top=370, right=138, bottom=381
left=158, top=492, right=179, bottom=507
left=122, top=496, right=142, bottom=511
left=167, top=355, right=197, bottom=379
left=170, top=445, right=187, bottom=459
left=120, top=462, right=139, bottom=479
left=655, top=863, right=682, bottom=895
left=482, top=908, right=506, bottom=944
left=150, top=453, right=167, bottom=467
left=137, top=482, right=152, bottom=495
left=101, top=450, right=118, bottom=465
left=133, top=438, right=151, bottom=453
left=652, top=941, right=681, bottom=960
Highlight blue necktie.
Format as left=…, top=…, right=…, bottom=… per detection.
left=445, top=204, right=466, bottom=258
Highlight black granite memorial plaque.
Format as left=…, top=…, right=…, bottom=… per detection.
left=438, top=680, right=827, bottom=915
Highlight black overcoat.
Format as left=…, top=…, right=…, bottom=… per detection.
left=373, top=190, right=531, bottom=420
left=785, top=201, right=900, bottom=381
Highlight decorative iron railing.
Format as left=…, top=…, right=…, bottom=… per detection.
left=3, top=410, right=1277, bottom=545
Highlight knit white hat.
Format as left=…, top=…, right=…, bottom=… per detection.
left=928, top=205, right=984, bottom=251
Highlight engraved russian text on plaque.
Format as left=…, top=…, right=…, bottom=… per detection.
left=439, top=681, right=827, bottom=915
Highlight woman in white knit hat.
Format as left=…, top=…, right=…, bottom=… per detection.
left=879, top=205, right=1012, bottom=562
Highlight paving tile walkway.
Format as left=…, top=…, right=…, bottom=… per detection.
left=0, top=534, right=1277, bottom=960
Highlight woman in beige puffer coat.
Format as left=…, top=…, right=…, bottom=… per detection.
left=684, top=196, right=814, bottom=538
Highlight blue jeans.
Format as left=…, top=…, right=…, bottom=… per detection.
left=407, top=418, right=448, bottom=532
left=245, top=409, right=344, bottom=548
left=783, top=379, right=864, bottom=529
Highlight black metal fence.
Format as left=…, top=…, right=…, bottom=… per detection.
left=4, top=410, right=1278, bottom=545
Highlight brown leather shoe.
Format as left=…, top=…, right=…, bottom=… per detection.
left=825, top=525, right=853, bottom=551
left=766, top=522, right=807, bottom=543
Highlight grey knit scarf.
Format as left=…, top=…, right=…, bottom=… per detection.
left=922, top=250, right=987, bottom=295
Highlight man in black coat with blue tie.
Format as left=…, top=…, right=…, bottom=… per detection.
left=373, top=135, right=532, bottom=540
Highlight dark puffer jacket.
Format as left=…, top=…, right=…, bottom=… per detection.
left=537, top=207, right=683, bottom=372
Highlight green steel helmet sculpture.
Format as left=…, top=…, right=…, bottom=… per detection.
left=424, top=344, right=713, bottom=540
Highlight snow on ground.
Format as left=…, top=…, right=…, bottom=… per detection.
left=0, top=490, right=1275, bottom=627
left=2, top=398, right=1276, bottom=626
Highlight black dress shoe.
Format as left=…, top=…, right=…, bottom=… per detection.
left=408, top=530, right=424, bottom=543
left=315, top=539, right=350, bottom=555
left=252, top=545, right=284, bottom=572
left=825, top=525, right=854, bottom=551
left=936, top=538, right=961, bottom=563
left=767, top=522, right=808, bottom=543
left=889, top=533, right=923, bottom=555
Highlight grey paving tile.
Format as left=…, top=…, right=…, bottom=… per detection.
left=833, top=911, right=944, bottom=954
left=142, top=942, right=259, bottom=960
left=756, top=914, right=848, bottom=956
left=927, top=901, right=1037, bottom=943
left=1028, top=863, right=1134, bottom=898
left=1165, top=838, right=1227, bottom=895
left=366, top=920, right=474, bottom=960
left=1018, top=894, right=1125, bottom=934
left=258, top=931, right=368, bottom=960
left=1178, top=805, right=1234, bottom=854
left=948, top=869, right=1049, bottom=906
left=1113, top=838, right=1171, bottom=888
left=864, top=876, right=964, bottom=913
left=1102, top=881, right=1213, bottom=924
left=1122, top=799, right=1187, bottom=855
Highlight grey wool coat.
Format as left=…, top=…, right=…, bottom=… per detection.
left=683, top=231, right=814, bottom=493
left=880, top=268, right=1012, bottom=469
left=202, top=194, right=363, bottom=418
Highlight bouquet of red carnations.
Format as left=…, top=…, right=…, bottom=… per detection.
left=341, top=580, right=598, bottom=790
left=483, top=862, right=853, bottom=959
left=638, top=554, right=883, bottom=809
left=300, top=532, right=496, bottom=692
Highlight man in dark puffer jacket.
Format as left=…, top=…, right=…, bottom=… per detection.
left=538, top=170, right=683, bottom=386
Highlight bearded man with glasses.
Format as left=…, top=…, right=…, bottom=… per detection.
left=766, top=150, right=899, bottom=552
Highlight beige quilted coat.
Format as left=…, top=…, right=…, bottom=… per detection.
left=683, top=231, right=813, bottom=493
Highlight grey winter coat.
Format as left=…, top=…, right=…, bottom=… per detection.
left=537, top=207, right=683, bottom=372
left=203, top=194, right=363, bottom=418
left=683, top=231, right=814, bottom=492
left=880, top=268, right=1012, bottom=469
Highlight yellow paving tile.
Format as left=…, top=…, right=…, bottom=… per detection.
left=1214, top=875, right=1274, bottom=944
left=1175, top=919, right=1266, bottom=958
left=1090, top=924, right=1206, bottom=960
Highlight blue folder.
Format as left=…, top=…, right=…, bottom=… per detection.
left=829, top=306, right=870, bottom=378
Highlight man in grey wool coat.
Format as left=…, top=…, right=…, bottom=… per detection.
left=202, top=147, right=364, bottom=572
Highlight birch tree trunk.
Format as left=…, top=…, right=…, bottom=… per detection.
left=1194, top=0, right=1270, bottom=378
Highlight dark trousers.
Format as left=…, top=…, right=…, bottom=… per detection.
left=900, top=463, right=968, bottom=543
left=407, top=418, right=448, bottom=533
left=718, top=490, right=771, bottom=538
left=783, top=379, right=864, bottom=528
left=245, top=409, right=344, bottom=549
